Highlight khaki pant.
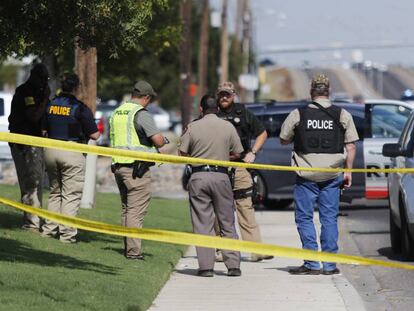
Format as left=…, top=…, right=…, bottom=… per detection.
left=233, top=167, right=262, bottom=244
left=10, top=144, right=44, bottom=229
left=114, top=167, right=151, bottom=257
left=189, top=172, right=240, bottom=270
left=42, top=148, right=85, bottom=242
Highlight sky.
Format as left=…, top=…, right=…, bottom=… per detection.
left=212, top=0, right=414, bottom=67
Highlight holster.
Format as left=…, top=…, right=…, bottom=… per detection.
left=233, top=186, right=253, bottom=200
left=132, top=161, right=155, bottom=179
left=228, top=168, right=236, bottom=188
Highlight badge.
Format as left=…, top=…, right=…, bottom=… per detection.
left=234, top=117, right=240, bottom=124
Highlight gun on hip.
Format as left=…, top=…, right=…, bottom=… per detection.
left=132, top=160, right=155, bottom=179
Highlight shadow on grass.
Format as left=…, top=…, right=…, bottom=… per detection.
left=0, top=237, right=118, bottom=275
left=0, top=209, right=120, bottom=244
left=77, top=230, right=120, bottom=244
left=0, top=209, right=23, bottom=229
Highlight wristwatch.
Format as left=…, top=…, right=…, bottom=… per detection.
left=251, top=148, right=257, bottom=155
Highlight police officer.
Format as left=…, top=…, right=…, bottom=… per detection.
left=41, top=73, right=100, bottom=243
left=8, top=63, right=50, bottom=232
left=110, top=80, right=166, bottom=260
left=280, top=74, right=359, bottom=275
left=216, top=81, right=271, bottom=262
left=179, top=94, right=243, bottom=277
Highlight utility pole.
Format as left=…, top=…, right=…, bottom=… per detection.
left=241, top=0, right=251, bottom=76
left=75, top=44, right=98, bottom=209
left=180, top=0, right=192, bottom=129
left=220, top=0, right=228, bottom=84
left=197, top=0, right=210, bottom=97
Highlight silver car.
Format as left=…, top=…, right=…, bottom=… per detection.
left=383, top=111, right=414, bottom=259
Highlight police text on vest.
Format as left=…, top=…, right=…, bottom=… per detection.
left=307, top=120, right=333, bottom=130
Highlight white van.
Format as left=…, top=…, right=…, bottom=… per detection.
left=0, top=92, right=13, bottom=160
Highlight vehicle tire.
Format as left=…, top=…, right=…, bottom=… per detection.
left=400, top=199, right=414, bottom=259
left=389, top=208, right=402, bottom=253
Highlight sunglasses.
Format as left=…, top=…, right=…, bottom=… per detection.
left=218, top=91, right=234, bottom=98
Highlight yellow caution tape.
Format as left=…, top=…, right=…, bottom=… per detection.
left=1, top=132, right=413, bottom=174
left=1, top=196, right=413, bottom=270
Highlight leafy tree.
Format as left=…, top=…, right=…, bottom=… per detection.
left=0, top=0, right=180, bottom=58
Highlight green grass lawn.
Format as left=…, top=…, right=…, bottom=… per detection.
left=0, top=184, right=191, bottom=311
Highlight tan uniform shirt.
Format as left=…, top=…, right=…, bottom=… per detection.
left=179, top=114, right=243, bottom=162
left=280, top=98, right=359, bottom=182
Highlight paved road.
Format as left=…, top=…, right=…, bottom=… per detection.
left=339, top=205, right=414, bottom=311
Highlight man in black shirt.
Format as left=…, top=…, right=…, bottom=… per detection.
left=216, top=81, right=272, bottom=262
left=8, top=63, right=50, bottom=232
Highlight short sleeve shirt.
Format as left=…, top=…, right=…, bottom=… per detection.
left=77, top=102, right=98, bottom=136
left=280, top=98, right=359, bottom=182
left=134, top=108, right=160, bottom=146
left=8, top=82, right=47, bottom=136
left=179, top=114, right=243, bottom=163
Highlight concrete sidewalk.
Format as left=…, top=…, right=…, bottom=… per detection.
left=149, top=211, right=366, bottom=311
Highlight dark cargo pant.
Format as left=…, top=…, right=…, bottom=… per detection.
left=10, top=144, right=44, bottom=230
left=189, top=171, right=240, bottom=270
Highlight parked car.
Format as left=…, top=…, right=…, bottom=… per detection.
left=95, top=100, right=119, bottom=146
left=0, top=92, right=13, bottom=160
left=94, top=101, right=172, bottom=146
left=246, top=99, right=413, bottom=209
left=146, top=103, right=171, bottom=132
left=382, top=110, right=414, bottom=259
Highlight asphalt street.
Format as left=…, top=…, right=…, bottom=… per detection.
left=339, top=202, right=414, bottom=311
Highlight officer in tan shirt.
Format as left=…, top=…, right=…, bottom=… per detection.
left=280, top=74, right=359, bottom=275
left=179, top=95, right=244, bottom=277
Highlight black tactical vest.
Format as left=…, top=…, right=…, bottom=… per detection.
left=45, top=95, right=83, bottom=142
left=217, top=103, right=250, bottom=151
left=294, top=104, right=345, bottom=154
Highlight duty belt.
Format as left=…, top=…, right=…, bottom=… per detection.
left=192, top=165, right=228, bottom=174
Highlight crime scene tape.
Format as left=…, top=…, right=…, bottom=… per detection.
left=1, top=196, right=413, bottom=271
left=1, top=132, right=414, bottom=174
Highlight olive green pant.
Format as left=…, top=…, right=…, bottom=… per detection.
left=10, top=144, right=44, bottom=230
left=114, top=167, right=151, bottom=257
left=42, top=148, right=85, bottom=242
left=215, top=167, right=263, bottom=258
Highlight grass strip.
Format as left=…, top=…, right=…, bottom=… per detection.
left=0, top=184, right=191, bottom=311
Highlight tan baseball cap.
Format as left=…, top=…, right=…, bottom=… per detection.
left=216, top=81, right=236, bottom=95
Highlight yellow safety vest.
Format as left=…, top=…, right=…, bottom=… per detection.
left=109, top=101, right=156, bottom=164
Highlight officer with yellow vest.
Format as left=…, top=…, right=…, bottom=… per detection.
left=110, top=80, right=166, bottom=260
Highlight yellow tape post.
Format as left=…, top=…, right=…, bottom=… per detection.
left=1, top=196, right=413, bottom=271
left=1, top=132, right=414, bottom=174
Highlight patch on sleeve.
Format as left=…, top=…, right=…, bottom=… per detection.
left=24, top=97, right=35, bottom=106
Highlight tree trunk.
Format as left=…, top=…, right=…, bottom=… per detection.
left=179, top=0, right=192, bottom=129
left=197, top=0, right=209, bottom=98
left=43, top=54, right=59, bottom=97
left=74, top=46, right=97, bottom=113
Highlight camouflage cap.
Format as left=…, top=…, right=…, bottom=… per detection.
left=311, top=74, right=330, bottom=91
left=216, top=81, right=236, bottom=95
